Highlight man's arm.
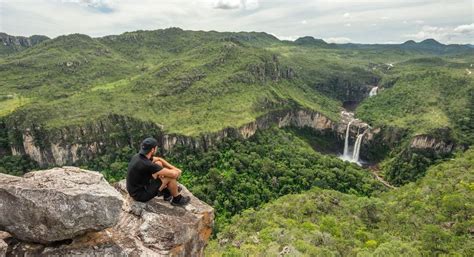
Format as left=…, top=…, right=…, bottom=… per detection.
left=153, top=167, right=181, bottom=179
left=153, top=157, right=179, bottom=170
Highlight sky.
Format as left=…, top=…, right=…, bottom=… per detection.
left=0, top=0, right=473, bottom=44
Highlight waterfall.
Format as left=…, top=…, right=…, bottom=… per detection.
left=352, top=132, right=365, bottom=162
left=340, top=119, right=366, bottom=165
left=369, top=86, right=378, bottom=97
left=343, top=120, right=353, bottom=158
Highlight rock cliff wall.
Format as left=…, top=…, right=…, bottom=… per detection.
left=0, top=167, right=214, bottom=257
left=1, top=107, right=457, bottom=169
left=2, top=109, right=339, bottom=167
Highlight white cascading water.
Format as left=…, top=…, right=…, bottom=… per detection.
left=343, top=120, right=354, bottom=157
left=369, top=86, right=378, bottom=97
left=340, top=119, right=365, bottom=165
left=352, top=132, right=365, bottom=162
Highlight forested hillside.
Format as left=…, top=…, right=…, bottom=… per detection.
left=207, top=149, right=474, bottom=256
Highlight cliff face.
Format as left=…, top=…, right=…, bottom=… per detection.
left=1, top=167, right=214, bottom=257
left=410, top=134, right=455, bottom=154
left=161, top=109, right=336, bottom=154
left=0, top=33, right=49, bottom=55
left=2, top=107, right=457, bottom=169
left=2, top=109, right=337, bottom=167
left=2, top=114, right=163, bottom=167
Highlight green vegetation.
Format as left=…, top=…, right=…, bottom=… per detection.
left=0, top=155, right=39, bottom=176
left=207, top=149, right=474, bottom=256
left=167, top=127, right=384, bottom=232
left=356, top=69, right=473, bottom=144
left=3, top=28, right=471, bottom=137
left=1, top=29, right=473, bottom=256
left=0, top=29, right=347, bottom=136
left=0, top=94, right=31, bottom=117
left=355, top=62, right=473, bottom=185
left=78, top=127, right=385, bottom=233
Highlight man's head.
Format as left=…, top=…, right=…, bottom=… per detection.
left=139, top=137, right=159, bottom=156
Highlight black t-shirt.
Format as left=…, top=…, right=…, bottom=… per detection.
left=126, top=153, right=163, bottom=198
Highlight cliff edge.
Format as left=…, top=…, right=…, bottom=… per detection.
left=0, top=167, right=214, bottom=257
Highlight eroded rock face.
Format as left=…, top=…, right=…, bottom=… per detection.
left=6, top=180, right=214, bottom=257
left=0, top=167, right=123, bottom=244
left=410, top=135, right=454, bottom=154
left=161, top=109, right=337, bottom=153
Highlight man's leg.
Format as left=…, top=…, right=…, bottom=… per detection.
left=159, top=177, right=179, bottom=196
left=157, top=176, right=190, bottom=206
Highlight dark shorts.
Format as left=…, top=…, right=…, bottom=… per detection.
left=133, top=178, right=164, bottom=202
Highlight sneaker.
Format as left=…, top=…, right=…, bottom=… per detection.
left=171, top=194, right=190, bottom=206
left=163, top=185, right=183, bottom=201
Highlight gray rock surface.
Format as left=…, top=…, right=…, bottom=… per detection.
left=0, top=239, right=6, bottom=257
left=6, top=179, right=214, bottom=257
left=0, top=166, right=123, bottom=244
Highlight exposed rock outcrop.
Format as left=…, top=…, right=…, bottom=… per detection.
left=2, top=109, right=337, bottom=167
left=2, top=107, right=457, bottom=168
left=0, top=167, right=123, bottom=244
left=0, top=33, right=49, bottom=50
left=3, top=114, right=163, bottom=167
left=4, top=179, right=214, bottom=256
left=161, top=109, right=337, bottom=153
left=248, top=54, right=295, bottom=82
left=410, top=134, right=455, bottom=154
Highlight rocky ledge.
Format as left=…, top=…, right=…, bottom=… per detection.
left=0, top=167, right=214, bottom=257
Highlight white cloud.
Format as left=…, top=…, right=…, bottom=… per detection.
left=406, top=23, right=474, bottom=44
left=213, top=0, right=259, bottom=10
left=61, top=0, right=116, bottom=10
left=325, top=37, right=351, bottom=44
left=0, top=0, right=472, bottom=44
left=454, top=23, right=474, bottom=33
left=214, top=0, right=240, bottom=9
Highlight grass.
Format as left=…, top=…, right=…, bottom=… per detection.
left=356, top=66, right=473, bottom=141
left=0, top=28, right=472, bottom=139
left=0, top=95, right=30, bottom=117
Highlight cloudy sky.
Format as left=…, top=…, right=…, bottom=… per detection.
left=0, top=0, right=473, bottom=44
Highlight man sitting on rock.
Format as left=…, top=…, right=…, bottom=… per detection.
left=126, top=137, right=190, bottom=206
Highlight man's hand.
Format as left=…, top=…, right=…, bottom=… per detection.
left=154, top=157, right=181, bottom=172
left=155, top=167, right=182, bottom=179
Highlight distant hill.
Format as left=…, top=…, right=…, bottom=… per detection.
left=0, top=28, right=471, bottom=135
left=0, top=32, right=49, bottom=56
left=336, top=38, right=472, bottom=55
left=294, top=36, right=328, bottom=47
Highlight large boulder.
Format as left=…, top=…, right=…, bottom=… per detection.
left=6, top=179, right=215, bottom=256
left=0, top=167, right=123, bottom=244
